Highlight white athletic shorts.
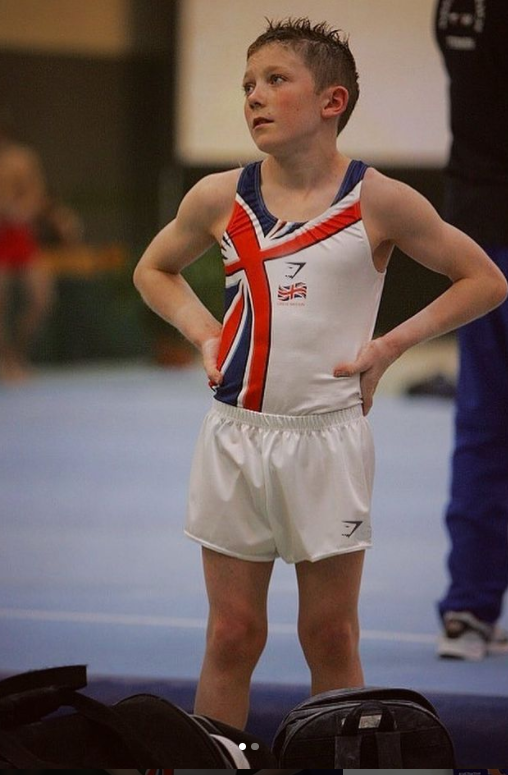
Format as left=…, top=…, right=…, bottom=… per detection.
left=185, top=400, right=374, bottom=564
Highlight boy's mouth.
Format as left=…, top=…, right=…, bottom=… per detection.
left=253, top=117, right=273, bottom=128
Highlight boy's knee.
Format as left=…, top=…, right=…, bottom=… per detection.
left=299, top=618, right=359, bottom=663
left=207, top=610, right=267, bottom=664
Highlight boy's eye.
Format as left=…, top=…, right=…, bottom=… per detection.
left=242, top=74, right=286, bottom=95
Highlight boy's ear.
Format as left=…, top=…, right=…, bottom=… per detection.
left=322, top=85, right=349, bottom=120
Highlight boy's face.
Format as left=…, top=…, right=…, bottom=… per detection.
left=243, top=43, right=329, bottom=154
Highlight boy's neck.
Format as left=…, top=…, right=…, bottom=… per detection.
left=258, top=149, right=352, bottom=223
left=262, top=148, right=348, bottom=191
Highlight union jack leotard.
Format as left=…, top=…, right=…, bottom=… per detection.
left=214, top=159, right=385, bottom=415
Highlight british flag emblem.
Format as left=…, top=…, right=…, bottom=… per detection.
left=277, top=282, right=307, bottom=301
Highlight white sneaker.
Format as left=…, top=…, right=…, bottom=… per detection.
left=437, top=611, right=492, bottom=660
left=487, top=624, right=508, bottom=656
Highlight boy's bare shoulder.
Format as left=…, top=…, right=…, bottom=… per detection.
left=182, top=168, right=242, bottom=236
left=362, top=167, right=411, bottom=210
left=361, top=166, right=436, bottom=235
left=191, top=168, right=242, bottom=213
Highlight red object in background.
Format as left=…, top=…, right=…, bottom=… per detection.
left=0, top=222, right=39, bottom=269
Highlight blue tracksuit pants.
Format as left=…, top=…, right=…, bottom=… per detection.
left=438, top=246, right=508, bottom=624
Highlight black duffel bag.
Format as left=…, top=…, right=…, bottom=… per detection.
left=272, top=685, right=456, bottom=768
left=0, top=665, right=276, bottom=768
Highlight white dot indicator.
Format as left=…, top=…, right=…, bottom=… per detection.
left=251, top=742, right=259, bottom=750
left=239, top=743, right=247, bottom=750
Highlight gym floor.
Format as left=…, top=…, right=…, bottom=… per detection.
left=1, top=342, right=507, bottom=763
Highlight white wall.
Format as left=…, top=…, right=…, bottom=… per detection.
left=177, top=0, right=450, bottom=166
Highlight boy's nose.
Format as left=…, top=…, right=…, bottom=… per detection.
left=247, top=85, right=265, bottom=107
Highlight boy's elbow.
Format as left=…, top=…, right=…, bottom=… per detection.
left=132, top=261, right=145, bottom=293
left=493, top=272, right=508, bottom=307
left=500, top=274, right=508, bottom=303
left=479, top=261, right=508, bottom=310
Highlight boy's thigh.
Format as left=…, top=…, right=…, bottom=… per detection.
left=295, top=550, right=365, bottom=624
left=201, top=547, right=274, bottom=618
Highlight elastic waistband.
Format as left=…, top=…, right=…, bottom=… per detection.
left=211, top=399, right=363, bottom=430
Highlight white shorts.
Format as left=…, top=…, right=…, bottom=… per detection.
left=185, top=400, right=374, bottom=564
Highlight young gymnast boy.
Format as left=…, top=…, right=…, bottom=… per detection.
left=134, top=18, right=507, bottom=729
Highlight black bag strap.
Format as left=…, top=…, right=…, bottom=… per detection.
left=0, top=665, right=87, bottom=700
left=335, top=700, right=403, bottom=768
left=335, top=729, right=404, bottom=768
left=0, top=688, right=163, bottom=768
left=56, top=689, right=165, bottom=763
left=341, top=700, right=396, bottom=735
left=0, top=685, right=72, bottom=727
left=0, top=666, right=89, bottom=727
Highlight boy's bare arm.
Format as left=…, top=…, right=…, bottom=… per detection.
left=335, top=170, right=508, bottom=413
left=134, top=170, right=238, bottom=384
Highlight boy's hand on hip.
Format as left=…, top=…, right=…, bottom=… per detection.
left=202, top=335, right=223, bottom=387
left=334, top=337, right=397, bottom=415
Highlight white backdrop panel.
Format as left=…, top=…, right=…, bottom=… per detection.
left=176, top=0, right=450, bottom=166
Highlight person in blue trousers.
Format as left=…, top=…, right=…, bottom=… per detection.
left=435, top=0, right=508, bottom=660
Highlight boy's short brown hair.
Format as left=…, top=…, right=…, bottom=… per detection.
left=247, top=17, right=360, bottom=135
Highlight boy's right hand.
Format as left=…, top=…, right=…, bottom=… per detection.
left=201, top=336, right=223, bottom=387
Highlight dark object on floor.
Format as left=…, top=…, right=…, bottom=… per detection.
left=272, top=686, right=455, bottom=767
left=405, top=372, right=456, bottom=398
left=0, top=665, right=276, bottom=768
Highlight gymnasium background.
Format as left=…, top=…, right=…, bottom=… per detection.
left=0, top=0, right=451, bottom=364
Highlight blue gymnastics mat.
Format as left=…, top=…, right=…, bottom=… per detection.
left=1, top=364, right=507, bottom=766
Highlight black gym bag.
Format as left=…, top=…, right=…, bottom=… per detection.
left=0, top=665, right=276, bottom=768
left=272, top=685, right=456, bottom=767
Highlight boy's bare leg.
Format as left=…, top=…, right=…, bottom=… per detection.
left=194, top=547, right=274, bottom=729
left=296, top=550, right=365, bottom=693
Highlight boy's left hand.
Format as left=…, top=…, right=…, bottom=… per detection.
left=334, top=337, right=397, bottom=415
left=202, top=334, right=224, bottom=387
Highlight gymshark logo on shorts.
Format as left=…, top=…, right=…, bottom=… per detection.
left=342, top=520, right=363, bottom=538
